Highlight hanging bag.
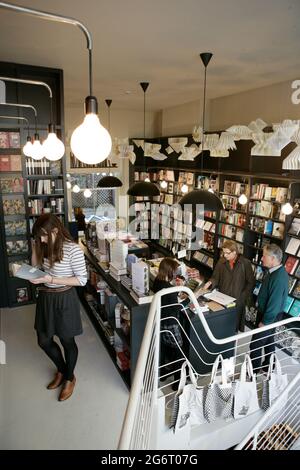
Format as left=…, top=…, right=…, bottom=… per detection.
left=261, top=353, right=288, bottom=411
left=170, top=361, right=206, bottom=433
left=233, top=354, right=260, bottom=419
left=204, top=354, right=234, bottom=423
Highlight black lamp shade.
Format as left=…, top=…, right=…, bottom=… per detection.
left=179, top=189, right=223, bottom=211
left=127, top=181, right=160, bottom=197
left=97, top=176, right=122, bottom=188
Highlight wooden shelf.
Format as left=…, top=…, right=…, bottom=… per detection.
left=248, top=229, right=283, bottom=240
left=219, top=221, right=246, bottom=229
left=249, top=213, right=285, bottom=223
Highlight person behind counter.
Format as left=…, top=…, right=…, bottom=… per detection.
left=153, top=257, right=185, bottom=390
left=204, top=240, right=255, bottom=332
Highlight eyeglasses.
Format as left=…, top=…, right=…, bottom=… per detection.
left=223, top=250, right=232, bottom=255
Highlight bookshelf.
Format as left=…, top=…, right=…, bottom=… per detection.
left=0, top=61, right=67, bottom=307
left=129, top=135, right=300, bottom=285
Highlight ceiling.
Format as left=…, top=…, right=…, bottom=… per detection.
left=0, top=0, right=299, bottom=111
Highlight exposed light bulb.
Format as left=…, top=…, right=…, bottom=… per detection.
left=160, top=180, right=168, bottom=189
left=282, top=202, right=293, bottom=215
left=83, top=188, right=92, bottom=198
left=145, top=177, right=150, bottom=182
left=23, top=139, right=33, bottom=157
left=66, top=181, right=72, bottom=189
left=72, top=184, right=80, bottom=193
left=208, top=187, right=214, bottom=193
left=71, top=113, right=112, bottom=164
left=181, top=183, right=188, bottom=194
left=238, top=194, right=248, bottom=205
left=30, top=134, right=44, bottom=160
left=43, top=132, right=65, bottom=161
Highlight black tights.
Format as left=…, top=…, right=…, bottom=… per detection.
left=37, top=332, right=78, bottom=381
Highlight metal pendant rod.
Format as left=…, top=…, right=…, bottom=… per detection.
left=0, top=102, right=37, bottom=117
left=0, top=76, right=52, bottom=98
left=0, top=2, right=93, bottom=95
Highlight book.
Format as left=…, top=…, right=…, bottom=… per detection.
left=0, top=132, right=9, bottom=148
left=8, top=132, right=20, bottom=148
left=286, top=238, right=300, bottom=256
left=11, top=263, right=46, bottom=280
left=285, top=256, right=299, bottom=275
left=288, top=218, right=300, bottom=236
left=130, top=289, right=154, bottom=304
left=292, top=280, right=300, bottom=299
left=284, top=296, right=294, bottom=313
left=0, top=155, right=10, bottom=171
left=10, top=155, right=22, bottom=171
left=288, top=276, right=297, bottom=293
left=206, top=301, right=224, bottom=312
left=204, top=289, right=236, bottom=307
left=272, top=222, right=284, bottom=239
left=289, top=299, right=300, bottom=317
left=16, top=287, right=29, bottom=303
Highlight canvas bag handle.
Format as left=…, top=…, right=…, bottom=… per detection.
left=266, top=353, right=283, bottom=380
left=210, top=354, right=228, bottom=386
left=240, top=354, right=255, bottom=383
left=177, top=360, right=198, bottom=393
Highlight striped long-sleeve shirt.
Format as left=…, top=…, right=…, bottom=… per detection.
left=43, top=241, right=87, bottom=288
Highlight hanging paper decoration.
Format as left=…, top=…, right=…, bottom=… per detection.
left=178, top=144, right=201, bottom=161
left=168, top=137, right=188, bottom=153
left=144, top=143, right=167, bottom=160
left=226, top=125, right=253, bottom=141
left=192, top=125, right=203, bottom=143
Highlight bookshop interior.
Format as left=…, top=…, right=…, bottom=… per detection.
left=1, top=0, right=300, bottom=452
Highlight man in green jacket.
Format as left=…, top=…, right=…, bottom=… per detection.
left=250, top=244, right=288, bottom=372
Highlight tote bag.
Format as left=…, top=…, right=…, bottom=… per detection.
left=170, top=361, right=206, bottom=433
left=233, top=354, right=260, bottom=419
left=262, top=353, right=288, bottom=411
left=204, top=354, right=234, bottom=423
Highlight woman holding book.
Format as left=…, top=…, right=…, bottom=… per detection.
left=30, top=214, right=87, bottom=401
left=153, top=257, right=185, bottom=390
left=204, top=240, right=255, bottom=332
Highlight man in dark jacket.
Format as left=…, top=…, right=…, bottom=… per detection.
left=205, top=240, right=255, bottom=332
left=250, top=244, right=288, bottom=372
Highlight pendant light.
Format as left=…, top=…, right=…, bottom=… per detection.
left=0, top=2, right=110, bottom=164
left=0, top=75, right=64, bottom=160
left=127, top=82, right=159, bottom=197
left=97, top=100, right=123, bottom=188
left=179, top=53, right=223, bottom=211
left=282, top=202, right=293, bottom=215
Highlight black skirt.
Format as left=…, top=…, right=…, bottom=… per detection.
left=35, top=288, right=83, bottom=338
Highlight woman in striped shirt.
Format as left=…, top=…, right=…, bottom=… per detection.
left=30, top=214, right=87, bottom=401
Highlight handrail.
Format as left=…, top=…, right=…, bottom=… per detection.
left=118, top=286, right=300, bottom=449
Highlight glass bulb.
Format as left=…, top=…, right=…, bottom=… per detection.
left=66, top=181, right=72, bottom=189
left=238, top=194, right=248, bottom=205
left=282, top=202, right=293, bottom=215
left=43, top=133, right=65, bottom=161
left=160, top=180, right=168, bottom=189
left=145, top=177, right=150, bottom=182
left=23, top=140, right=33, bottom=157
left=72, top=184, right=80, bottom=193
left=31, top=139, right=44, bottom=160
left=181, top=183, right=188, bottom=194
left=208, top=187, right=214, bottom=193
left=83, top=188, right=92, bottom=198
left=70, top=113, right=112, bottom=164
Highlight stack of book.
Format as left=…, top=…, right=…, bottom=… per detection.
left=109, top=263, right=127, bottom=281
left=121, top=276, right=132, bottom=290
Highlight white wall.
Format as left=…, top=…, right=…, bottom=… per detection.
left=160, top=79, right=300, bottom=135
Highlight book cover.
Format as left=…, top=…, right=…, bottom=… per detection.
left=16, top=287, right=29, bottom=303
left=0, top=132, right=9, bottom=148
left=288, top=276, right=297, bottom=293
left=8, top=132, right=20, bottom=148
left=288, top=218, right=300, bottom=236
left=289, top=299, right=300, bottom=317
left=260, top=200, right=272, bottom=218
left=0, top=155, right=10, bottom=171
left=283, top=296, right=294, bottom=313
left=286, top=237, right=300, bottom=256
left=285, top=256, right=299, bottom=275
left=272, top=222, right=284, bottom=239
left=12, top=263, right=45, bottom=280
left=292, top=280, right=300, bottom=299
left=10, top=155, right=22, bottom=171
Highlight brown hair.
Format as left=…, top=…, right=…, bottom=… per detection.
left=157, top=257, right=179, bottom=282
left=222, top=239, right=239, bottom=254
left=32, top=214, right=73, bottom=267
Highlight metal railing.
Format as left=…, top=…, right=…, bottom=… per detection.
left=118, top=286, right=300, bottom=450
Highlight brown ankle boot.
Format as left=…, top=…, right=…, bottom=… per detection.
left=58, top=376, right=76, bottom=401
left=47, top=372, right=64, bottom=390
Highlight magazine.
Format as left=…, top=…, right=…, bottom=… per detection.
left=12, top=263, right=46, bottom=280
